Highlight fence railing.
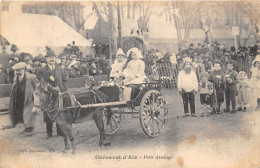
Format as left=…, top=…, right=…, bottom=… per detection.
left=157, top=62, right=179, bottom=88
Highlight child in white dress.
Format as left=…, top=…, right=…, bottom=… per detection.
left=110, top=48, right=127, bottom=80
left=122, top=48, right=147, bottom=101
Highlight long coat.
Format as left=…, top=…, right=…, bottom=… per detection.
left=9, top=73, right=39, bottom=128
left=38, top=65, right=68, bottom=123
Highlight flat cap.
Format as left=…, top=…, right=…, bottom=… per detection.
left=12, top=62, right=26, bottom=70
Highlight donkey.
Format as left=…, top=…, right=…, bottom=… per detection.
left=38, top=84, right=112, bottom=154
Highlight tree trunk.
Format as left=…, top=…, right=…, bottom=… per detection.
left=243, top=26, right=253, bottom=46
left=93, top=2, right=106, bottom=23
left=132, top=3, right=136, bottom=19
left=73, top=4, right=79, bottom=32
left=139, top=4, right=142, bottom=17
left=172, top=1, right=183, bottom=49
left=108, top=3, right=117, bottom=64
left=127, top=1, right=130, bottom=19
left=166, top=8, right=168, bottom=21
left=121, top=4, right=124, bottom=18
left=117, top=2, right=123, bottom=48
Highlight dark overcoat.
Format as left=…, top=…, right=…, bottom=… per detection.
left=9, top=73, right=39, bottom=127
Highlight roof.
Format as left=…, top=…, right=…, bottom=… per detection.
left=1, top=12, right=92, bottom=47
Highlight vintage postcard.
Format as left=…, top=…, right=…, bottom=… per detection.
left=0, top=1, right=260, bottom=168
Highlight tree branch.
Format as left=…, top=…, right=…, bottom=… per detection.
left=93, top=2, right=106, bottom=23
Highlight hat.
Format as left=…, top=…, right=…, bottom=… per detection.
left=238, top=71, right=247, bottom=78
left=59, top=55, right=67, bottom=59
left=207, top=57, right=213, bottom=62
left=195, top=56, right=202, bottom=62
left=213, top=60, right=222, bottom=67
left=252, top=55, right=260, bottom=66
left=68, top=60, right=78, bottom=69
left=181, top=57, right=193, bottom=69
left=12, top=62, right=26, bottom=70
left=127, top=47, right=143, bottom=59
left=33, top=55, right=43, bottom=62
left=45, top=46, right=51, bottom=51
left=200, top=71, right=210, bottom=79
left=226, top=60, right=237, bottom=67
left=116, top=48, right=125, bottom=57
left=155, top=52, right=163, bottom=60
left=11, top=44, right=19, bottom=52
left=40, top=57, right=47, bottom=64
left=30, top=63, right=37, bottom=68
left=46, top=50, right=55, bottom=57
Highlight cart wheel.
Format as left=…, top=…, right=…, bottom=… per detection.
left=139, top=89, right=168, bottom=137
left=103, top=108, right=123, bottom=135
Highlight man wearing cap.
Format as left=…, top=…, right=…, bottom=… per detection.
left=59, top=55, right=69, bottom=76
left=38, top=53, right=68, bottom=138
left=68, top=60, right=84, bottom=78
left=11, top=44, right=19, bottom=59
left=9, top=62, right=40, bottom=135
left=98, top=55, right=111, bottom=75
left=71, top=41, right=80, bottom=55
left=32, top=55, right=43, bottom=77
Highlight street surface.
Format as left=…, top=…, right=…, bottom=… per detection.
left=1, top=89, right=259, bottom=168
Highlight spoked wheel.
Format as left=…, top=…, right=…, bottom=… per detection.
left=103, top=107, right=124, bottom=135
left=139, top=89, right=168, bottom=137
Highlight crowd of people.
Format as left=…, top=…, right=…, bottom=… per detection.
left=0, top=42, right=111, bottom=84
left=6, top=44, right=149, bottom=137
left=175, top=41, right=260, bottom=117
left=3, top=39, right=260, bottom=136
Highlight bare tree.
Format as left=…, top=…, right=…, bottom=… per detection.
left=237, top=1, right=260, bottom=46
left=170, top=1, right=203, bottom=49
left=127, top=1, right=131, bottom=19
left=132, top=2, right=136, bottom=19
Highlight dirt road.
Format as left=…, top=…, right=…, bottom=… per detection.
left=1, top=89, right=259, bottom=168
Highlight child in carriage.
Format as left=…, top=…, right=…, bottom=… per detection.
left=122, top=47, right=147, bottom=101
left=110, top=48, right=127, bottom=80
left=199, top=71, right=214, bottom=117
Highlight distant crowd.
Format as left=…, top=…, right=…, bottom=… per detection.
left=0, top=42, right=111, bottom=84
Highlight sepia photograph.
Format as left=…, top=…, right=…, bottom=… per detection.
left=0, top=1, right=260, bottom=167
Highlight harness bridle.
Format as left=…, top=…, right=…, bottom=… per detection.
left=43, top=89, right=105, bottom=122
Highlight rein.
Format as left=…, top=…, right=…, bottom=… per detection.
left=44, top=91, right=63, bottom=122
left=44, top=89, right=106, bottom=122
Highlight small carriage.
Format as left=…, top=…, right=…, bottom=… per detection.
left=40, top=78, right=168, bottom=154
left=65, top=79, right=168, bottom=138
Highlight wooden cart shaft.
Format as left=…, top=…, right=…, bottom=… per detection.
left=66, top=101, right=128, bottom=109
